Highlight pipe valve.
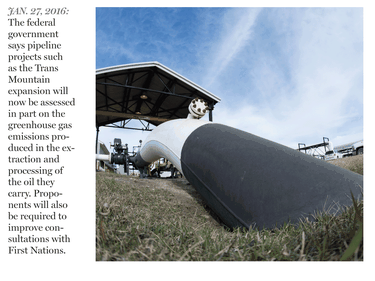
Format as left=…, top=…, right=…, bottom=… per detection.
left=188, top=98, right=209, bottom=119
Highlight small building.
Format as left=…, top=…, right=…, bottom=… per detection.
left=96, top=140, right=116, bottom=172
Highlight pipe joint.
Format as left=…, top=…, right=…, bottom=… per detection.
left=188, top=98, right=208, bottom=119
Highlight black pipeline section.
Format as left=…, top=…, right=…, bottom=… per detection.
left=180, top=123, right=363, bottom=229
left=128, top=153, right=150, bottom=178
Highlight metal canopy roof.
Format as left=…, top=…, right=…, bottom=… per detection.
left=96, top=62, right=221, bottom=130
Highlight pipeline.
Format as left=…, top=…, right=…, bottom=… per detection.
left=96, top=138, right=128, bottom=166
left=96, top=154, right=111, bottom=162
left=119, top=99, right=363, bottom=229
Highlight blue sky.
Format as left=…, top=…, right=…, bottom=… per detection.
left=96, top=7, right=363, bottom=152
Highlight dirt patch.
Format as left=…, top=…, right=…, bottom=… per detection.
left=110, top=174, right=204, bottom=204
left=97, top=172, right=222, bottom=228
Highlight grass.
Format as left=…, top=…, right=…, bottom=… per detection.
left=327, top=154, right=363, bottom=175
left=96, top=157, right=363, bottom=261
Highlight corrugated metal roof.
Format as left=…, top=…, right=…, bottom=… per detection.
left=334, top=140, right=363, bottom=151
left=98, top=141, right=110, bottom=155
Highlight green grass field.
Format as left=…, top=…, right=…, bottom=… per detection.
left=96, top=156, right=363, bottom=261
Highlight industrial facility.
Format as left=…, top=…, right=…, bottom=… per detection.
left=96, top=62, right=362, bottom=230
left=95, top=62, right=220, bottom=176
left=298, top=137, right=363, bottom=161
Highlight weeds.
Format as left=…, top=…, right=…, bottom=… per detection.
left=96, top=171, right=363, bottom=261
left=327, top=154, right=363, bottom=175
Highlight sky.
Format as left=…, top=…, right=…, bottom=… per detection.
left=96, top=7, right=363, bottom=154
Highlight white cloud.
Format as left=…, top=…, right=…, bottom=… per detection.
left=203, top=8, right=262, bottom=87
left=208, top=8, right=363, bottom=149
left=96, top=8, right=363, bottom=152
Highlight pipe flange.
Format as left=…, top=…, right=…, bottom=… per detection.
left=188, top=98, right=208, bottom=119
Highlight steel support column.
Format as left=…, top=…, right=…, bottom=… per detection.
left=209, top=102, right=214, bottom=122
left=96, top=126, right=100, bottom=154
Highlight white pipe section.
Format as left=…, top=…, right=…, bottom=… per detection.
left=96, top=154, right=111, bottom=162
left=138, top=118, right=210, bottom=174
